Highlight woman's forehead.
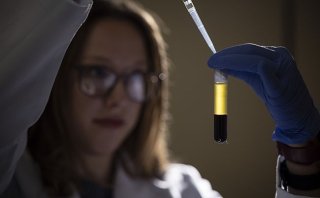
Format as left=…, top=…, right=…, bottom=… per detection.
left=80, top=19, right=149, bottom=72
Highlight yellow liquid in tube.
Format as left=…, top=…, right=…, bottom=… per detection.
left=214, top=83, right=227, bottom=143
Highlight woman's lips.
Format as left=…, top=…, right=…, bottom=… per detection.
left=93, top=118, right=124, bottom=128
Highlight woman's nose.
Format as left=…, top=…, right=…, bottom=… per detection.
left=104, top=79, right=127, bottom=106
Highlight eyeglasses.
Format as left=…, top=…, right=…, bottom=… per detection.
left=73, top=65, right=163, bottom=103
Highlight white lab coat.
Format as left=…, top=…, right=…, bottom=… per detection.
left=8, top=151, right=222, bottom=198
left=0, top=0, right=316, bottom=197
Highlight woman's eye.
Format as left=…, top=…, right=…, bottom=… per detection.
left=88, top=67, right=111, bottom=78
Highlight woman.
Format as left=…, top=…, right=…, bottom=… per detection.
left=24, top=0, right=220, bottom=197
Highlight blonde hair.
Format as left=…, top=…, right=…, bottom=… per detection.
left=28, top=0, right=171, bottom=196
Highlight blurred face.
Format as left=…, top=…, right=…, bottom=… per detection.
left=67, top=19, right=148, bottom=156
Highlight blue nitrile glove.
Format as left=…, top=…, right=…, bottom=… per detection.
left=207, top=43, right=320, bottom=145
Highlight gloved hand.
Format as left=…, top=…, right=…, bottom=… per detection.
left=207, top=43, right=320, bottom=145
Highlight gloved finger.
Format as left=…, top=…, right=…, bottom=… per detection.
left=256, top=62, right=284, bottom=98
left=209, top=54, right=284, bottom=98
left=220, top=69, right=265, bottom=99
left=220, top=68, right=281, bottom=99
left=208, top=53, right=278, bottom=74
left=210, top=43, right=278, bottom=61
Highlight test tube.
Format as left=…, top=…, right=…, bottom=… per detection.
left=181, top=0, right=228, bottom=143
left=213, top=71, right=228, bottom=143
